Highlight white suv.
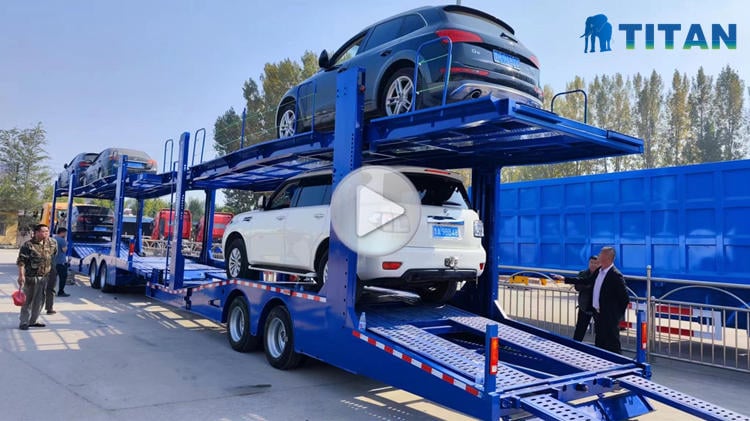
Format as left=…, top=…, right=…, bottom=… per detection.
left=222, top=166, right=486, bottom=303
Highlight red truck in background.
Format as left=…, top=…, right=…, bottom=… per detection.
left=151, top=209, right=192, bottom=240
left=195, top=212, right=234, bottom=243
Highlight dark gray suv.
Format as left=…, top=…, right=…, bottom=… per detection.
left=276, top=5, right=542, bottom=138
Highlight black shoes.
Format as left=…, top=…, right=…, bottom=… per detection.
left=58, top=292, right=70, bottom=297
left=31, top=323, right=46, bottom=328
left=47, top=310, right=57, bottom=315
left=19, top=325, right=28, bottom=330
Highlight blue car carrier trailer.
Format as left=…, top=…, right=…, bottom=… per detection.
left=55, top=68, right=747, bottom=420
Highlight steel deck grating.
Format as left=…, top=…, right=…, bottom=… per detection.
left=367, top=316, right=538, bottom=389
left=618, top=375, right=750, bottom=421
left=369, top=305, right=618, bottom=372
left=519, top=394, right=593, bottom=420
left=73, top=244, right=130, bottom=259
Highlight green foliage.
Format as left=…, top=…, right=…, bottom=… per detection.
left=214, top=51, right=318, bottom=214
left=143, top=198, right=169, bottom=217
left=0, top=123, right=51, bottom=217
left=186, top=197, right=205, bottom=222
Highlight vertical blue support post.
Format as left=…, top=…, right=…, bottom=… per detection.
left=457, top=166, right=501, bottom=318
left=168, top=132, right=190, bottom=289
left=636, top=309, right=647, bottom=363
left=65, top=168, right=77, bottom=255
left=327, top=67, right=364, bottom=329
left=134, top=199, right=145, bottom=255
left=484, top=324, right=498, bottom=394
left=50, top=185, right=58, bottom=232
left=110, top=155, right=127, bottom=258
left=199, top=189, right=216, bottom=264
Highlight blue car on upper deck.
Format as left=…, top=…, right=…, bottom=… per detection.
left=276, top=4, right=543, bottom=138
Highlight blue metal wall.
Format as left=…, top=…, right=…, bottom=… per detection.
left=498, top=159, right=750, bottom=286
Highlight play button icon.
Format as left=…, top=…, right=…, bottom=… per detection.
left=356, top=186, right=405, bottom=237
left=331, top=166, right=421, bottom=256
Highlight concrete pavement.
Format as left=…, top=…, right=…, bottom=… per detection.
left=1, top=247, right=748, bottom=420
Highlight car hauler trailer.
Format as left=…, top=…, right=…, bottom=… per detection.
left=54, top=68, right=747, bottom=420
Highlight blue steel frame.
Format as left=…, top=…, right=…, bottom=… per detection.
left=50, top=67, right=747, bottom=420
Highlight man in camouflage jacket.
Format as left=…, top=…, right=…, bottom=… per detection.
left=17, top=224, right=57, bottom=330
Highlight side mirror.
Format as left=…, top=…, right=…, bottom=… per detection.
left=318, top=50, right=330, bottom=69
left=63, top=163, right=69, bottom=169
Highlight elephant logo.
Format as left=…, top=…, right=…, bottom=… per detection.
left=581, top=14, right=612, bottom=53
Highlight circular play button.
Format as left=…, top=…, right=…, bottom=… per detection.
left=330, top=166, right=421, bottom=256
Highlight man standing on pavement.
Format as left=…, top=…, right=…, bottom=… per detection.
left=45, top=227, right=69, bottom=315
left=590, top=246, right=629, bottom=354
left=17, top=224, right=57, bottom=330
left=552, top=255, right=599, bottom=341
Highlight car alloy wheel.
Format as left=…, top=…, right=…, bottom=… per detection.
left=384, top=69, right=415, bottom=116
left=277, top=102, right=297, bottom=138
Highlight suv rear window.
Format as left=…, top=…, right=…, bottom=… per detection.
left=443, top=8, right=514, bottom=35
left=403, top=173, right=471, bottom=209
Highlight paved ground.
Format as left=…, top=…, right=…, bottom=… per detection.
left=1, top=248, right=748, bottom=420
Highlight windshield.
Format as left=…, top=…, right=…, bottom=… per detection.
left=403, top=173, right=471, bottom=209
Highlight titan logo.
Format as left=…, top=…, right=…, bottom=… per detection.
left=619, top=24, right=737, bottom=49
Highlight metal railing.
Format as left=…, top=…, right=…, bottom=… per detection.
left=497, top=265, right=750, bottom=373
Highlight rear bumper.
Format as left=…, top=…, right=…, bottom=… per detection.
left=357, top=246, right=486, bottom=284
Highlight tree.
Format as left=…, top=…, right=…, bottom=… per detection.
left=665, top=70, right=691, bottom=166
left=687, top=67, right=714, bottom=163
left=632, top=71, right=664, bottom=168
left=186, top=197, right=205, bottom=222
left=143, top=198, right=169, bottom=218
left=713, top=65, right=745, bottom=160
left=0, top=124, right=51, bottom=226
left=215, top=51, right=319, bottom=213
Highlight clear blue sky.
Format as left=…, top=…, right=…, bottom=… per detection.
left=1, top=0, right=747, bottom=179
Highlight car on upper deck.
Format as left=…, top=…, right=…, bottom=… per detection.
left=276, top=4, right=542, bottom=138
left=83, top=148, right=157, bottom=185
left=222, top=166, right=486, bottom=303
left=58, top=152, right=99, bottom=189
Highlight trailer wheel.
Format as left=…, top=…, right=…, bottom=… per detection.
left=98, top=261, right=113, bottom=293
left=313, top=249, right=328, bottom=292
left=100, top=261, right=114, bottom=293
left=225, top=239, right=249, bottom=279
left=89, top=260, right=100, bottom=289
left=264, top=306, right=303, bottom=370
left=417, top=280, right=458, bottom=304
left=227, top=296, right=259, bottom=352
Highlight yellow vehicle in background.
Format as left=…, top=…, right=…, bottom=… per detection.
left=40, top=202, right=69, bottom=229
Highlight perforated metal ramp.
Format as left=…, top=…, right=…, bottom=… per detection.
left=618, top=374, right=750, bottom=421
left=367, top=316, right=539, bottom=390
left=369, top=305, right=621, bottom=372
left=518, top=394, right=594, bottom=420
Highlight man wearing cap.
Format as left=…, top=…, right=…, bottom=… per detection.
left=16, top=224, right=57, bottom=330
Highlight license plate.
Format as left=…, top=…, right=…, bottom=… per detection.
left=493, top=50, right=520, bottom=69
left=432, top=225, right=459, bottom=238
left=94, top=226, right=109, bottom=232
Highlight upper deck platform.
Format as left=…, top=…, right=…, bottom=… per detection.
left=58, top=96, right=642, bottom=200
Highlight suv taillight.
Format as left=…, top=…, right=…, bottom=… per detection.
left=436, top=29, right=483, bottom=44
left=473, top=220, right=484, bottom=238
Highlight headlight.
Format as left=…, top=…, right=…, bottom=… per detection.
left=473, top=220, right=484, bottom=238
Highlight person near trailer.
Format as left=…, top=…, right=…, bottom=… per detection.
left=45, top=227, right=70, bottom=315
left=552, top=255, right=599, bottom=341
left=17, top=224, right=57, bottom=330
left=589, top=246, right=629, bottom=353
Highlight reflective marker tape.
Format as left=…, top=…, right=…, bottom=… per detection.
left=352, top=330, right=480, bottom=397
left=146, top=279, right=326, bottom=303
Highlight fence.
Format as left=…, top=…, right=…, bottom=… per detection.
left=497, top=266, right=750, bottom=373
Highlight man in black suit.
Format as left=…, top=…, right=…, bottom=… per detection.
left=590, top=246, right=630, bottom=354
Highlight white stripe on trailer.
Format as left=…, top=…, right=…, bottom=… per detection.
left=352, top=330, right=481, bottom=397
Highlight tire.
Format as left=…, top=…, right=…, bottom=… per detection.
left=225, top=238, right=250, bottom=279
left=313, top=249, right=328, bottom=292
left=417, top=280, right=458, bottom=304
left=227, top=296, right=259, bottom=352
left=276, top=101, right=297, bottom=139
left=99, top=261, right=114, bottom=293
left=264, top=306, right=303, bottom=370
left=381, top=67, right=416, bottom=116
left=89, top=260, right=100, bottom=289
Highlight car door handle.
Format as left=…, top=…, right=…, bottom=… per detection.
left=380, top=49, right=392, bottom=57
left=276, top=216, right=286, bottom=221
left=313, top=213, right=325, bottom=219
left=243, top=216, right=252, bottom=222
